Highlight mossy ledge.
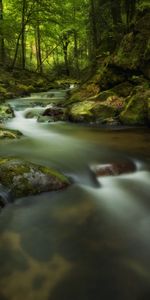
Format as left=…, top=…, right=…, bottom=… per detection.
left=0, top=158, right=70, bottom=199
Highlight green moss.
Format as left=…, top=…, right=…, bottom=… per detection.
left=120, top=90, right=150, bottom=125
left=69, top=101, right=95, bottom=122
left=89, top=90, right=116, bottom=101
left=112, top=82, right=133, bottom=97
left=39, top=165, right=70, bottom=185
left=0, top=128, right=22, bottom=139
left=92, top=103, right=116, bottom=121
left=0, top=158, right=70, bottom=199
left=68, top=100, right=117, bottom=123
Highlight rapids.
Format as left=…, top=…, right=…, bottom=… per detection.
left=0, top=89, right=150, bottom=300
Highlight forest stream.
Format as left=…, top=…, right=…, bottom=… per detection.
left=0, top=88, right=150, bottom=300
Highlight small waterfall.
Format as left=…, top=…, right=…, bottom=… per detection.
left=0, top=184, right=13, bottom=208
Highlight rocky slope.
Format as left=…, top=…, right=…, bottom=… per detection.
left=64, top=9, right=150, bottom=126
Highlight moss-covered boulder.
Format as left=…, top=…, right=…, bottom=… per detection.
left=66, top=82, right=100, bottom=106
left=120, top=89, right=150, bottom=125
left=68, top=99, right=121, bottom=124
left=111, top=81, right=134, bottom=98
left=68, top=101, right=96, bottom=122
left=0, top=158, right=70, bottom=199
left=0, top=128, right=22, bottom=139
left=0, top=104, right=14, bottom=123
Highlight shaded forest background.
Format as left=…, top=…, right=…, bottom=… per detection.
left=0, top=0, right=149, bottom=77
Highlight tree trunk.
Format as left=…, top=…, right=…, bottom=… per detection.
left=72, top=1, right=80, bottom=77
left=124, top=0, right=136, bottom=28
left=63, top=41, right=69, bottom=76
left=35, top=24, right=43, bottom=74
left=0, top=0, right=5, bottom=64
left=21, top=0, right=26, bottom=69
left=11, top=32, right=22, bottom=70
left=110, top=0, right=122, bottom=26
left=35, top=0, right=43, bottom=74
left=74, top=30, right=80, bottom=77
left=89, top=0, right=98, bottom=60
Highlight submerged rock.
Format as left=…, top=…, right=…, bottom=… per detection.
left=0, top=158, right=70, bottom=199
left=90, top=161, right=136, bottom=177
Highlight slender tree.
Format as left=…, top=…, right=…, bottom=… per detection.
left=21, top=0, right=26, bottom=69
left=0, top=0, right=5, bottom=64
left=124, top=0, right=137, bottom=28
left=110, top=0, right=122, bottom=26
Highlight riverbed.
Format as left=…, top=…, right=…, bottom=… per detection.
left=0, top=90, right=150, bottom=300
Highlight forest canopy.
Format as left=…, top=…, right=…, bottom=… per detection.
left=0, top=0, right=149, bottom=77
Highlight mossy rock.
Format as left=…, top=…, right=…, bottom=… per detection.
left=0, top=104, right=14, bottom=123
left=0, top=128, right=22, bottom=139
left=68, top=100, right=117, bottom=123
left=120, top=89, right=150, bottom=125
left=68, top=101, right=95, bottom=122
left=0, top=158, right=70, bottom=199
left=66, top=83, right=100, bottom=106
left=91, top=102, right=116, bottom=123
left=112, top=81, right=134, bottom=98
left=15, top=84, right=35, bottom=96
left=98, top=66, right=126, bottom=90
left=89, top=90, right=116, bottom=102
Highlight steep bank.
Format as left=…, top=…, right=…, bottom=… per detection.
left=65, top=9, right=150, bottom=126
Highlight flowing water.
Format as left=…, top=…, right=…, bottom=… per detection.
left=0, top=89, right=150, bottom=300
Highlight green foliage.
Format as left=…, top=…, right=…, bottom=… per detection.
left=0, top=0, right=149, bottom=78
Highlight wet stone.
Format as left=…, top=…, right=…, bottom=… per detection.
left=90, top=161, right=136, bottom=177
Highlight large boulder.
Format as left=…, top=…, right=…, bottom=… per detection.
left=0, top=158, right=70, bottom=199
left=68, top=96, right=124, bottom=124
left=120, top=88, right=150, bottom=125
